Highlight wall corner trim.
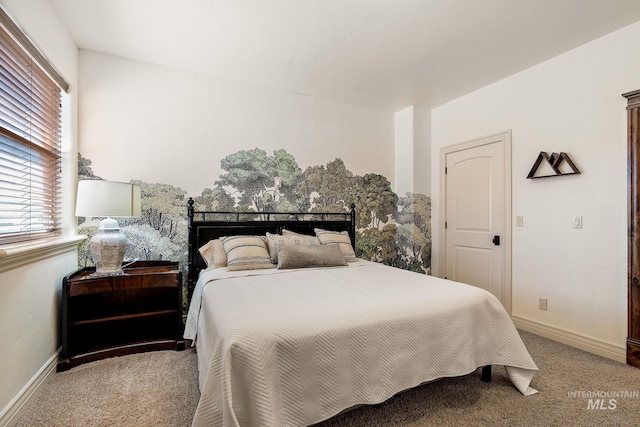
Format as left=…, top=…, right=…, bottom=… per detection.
left=0, top=348, right=60, bottom=427
left=512, top=315, right=626, bottom=363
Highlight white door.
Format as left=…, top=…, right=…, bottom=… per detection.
left=442, top=132, right=511, bottom=311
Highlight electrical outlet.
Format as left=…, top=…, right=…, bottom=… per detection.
left=572, top=215, right=583, bottom=229
left=516, top=216, right=523, bottom=227
left=539, top=298, right=548, bottom=311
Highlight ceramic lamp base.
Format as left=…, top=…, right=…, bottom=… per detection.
left=90, top=218, right=127, bottom=275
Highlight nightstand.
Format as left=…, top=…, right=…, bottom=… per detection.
left=58, top=260, right=185, bottom=372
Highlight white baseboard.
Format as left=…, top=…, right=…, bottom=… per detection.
left=512, top=315, right=626, bottom=363
left=0, top=348, right=60, bottom=427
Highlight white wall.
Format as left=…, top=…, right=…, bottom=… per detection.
left=394, top=105, right=431, bottom=197
left=431, top=20, right=640, bottom=356
left=394, top=106, right=414, bottom=196
left=79, top=50, right=394, bottom=195
left=413, top=106, right=431, bottom=196
left=0, top=0, right=78, bottom=423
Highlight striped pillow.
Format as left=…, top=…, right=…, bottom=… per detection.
left=314, top=228, right=357, bottom=262
left=221, top=235, right=275, bottom=271
left=265, top=232, right=320, bottom=263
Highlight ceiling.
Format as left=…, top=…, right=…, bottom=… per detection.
left=50, top=0, right=640, bottom=112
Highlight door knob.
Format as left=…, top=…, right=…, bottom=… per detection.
left=492, top=235, right=501, bottom=246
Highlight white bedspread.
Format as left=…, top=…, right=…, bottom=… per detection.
left=185, top=260, right=538, bottom=427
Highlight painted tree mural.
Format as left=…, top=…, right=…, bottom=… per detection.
left=192, top=185, right=236, bottom=212
left=297, top=158, right=354, bottom=213
left=395, top=192, right=432, bottom=267
left=352, top=173, right=397, bottom=229
left=216, top=148, right=276, bottom=212
left=215, top=148, right=308, bottom=213
left=77, top=149, right=431, bottom=274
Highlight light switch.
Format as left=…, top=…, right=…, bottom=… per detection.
left=515, top=216, right=523, bottom=227
left=572, top=215, right=583, bottom=229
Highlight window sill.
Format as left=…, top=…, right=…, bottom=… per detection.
left=0, top=235, right=86, bottom=274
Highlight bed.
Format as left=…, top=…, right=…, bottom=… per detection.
left=183, top=198, right=538, bottom=427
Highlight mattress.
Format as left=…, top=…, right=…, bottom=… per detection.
left=184, top=260, right=538, bottom=427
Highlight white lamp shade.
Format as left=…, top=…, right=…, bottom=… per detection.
left=75, top=180, right=142, bottom=218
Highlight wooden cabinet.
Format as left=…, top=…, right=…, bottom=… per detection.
left=58, top=261, right=184, bottom=372
left=625, top=89, right=640, bottom=368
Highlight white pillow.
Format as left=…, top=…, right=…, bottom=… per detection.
left=198, top=239, right=227, bottom=268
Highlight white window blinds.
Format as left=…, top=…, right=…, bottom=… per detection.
left=0, top=17, right=66, bottom=245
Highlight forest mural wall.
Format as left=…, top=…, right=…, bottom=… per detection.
left=78, top=148, right=431, bottom=274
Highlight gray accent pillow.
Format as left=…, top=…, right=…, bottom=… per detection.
left=276, top=244, right=348, bottom=269
left=265, top=232, right=320, bottom=264
left=314, top=228, right=357, bottom=262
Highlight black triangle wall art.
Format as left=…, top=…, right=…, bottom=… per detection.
left=526, top=151, right=581, bottom=179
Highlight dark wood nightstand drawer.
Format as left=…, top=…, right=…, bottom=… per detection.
left=58, top=261, right=184, bottom=372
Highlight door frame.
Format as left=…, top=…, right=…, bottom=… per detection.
left=439, top=130, right=512, bottom=314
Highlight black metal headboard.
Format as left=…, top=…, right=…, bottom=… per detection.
left=186, top=197, right=356, bottom=299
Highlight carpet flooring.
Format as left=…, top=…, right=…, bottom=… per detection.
left=16, top=331, right=640, bottom=426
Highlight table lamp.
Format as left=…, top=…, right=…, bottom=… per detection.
left=75, top=180, right=142, bottom=275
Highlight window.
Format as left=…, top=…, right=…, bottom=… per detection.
left=0, top=10, right=68, bottom=245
